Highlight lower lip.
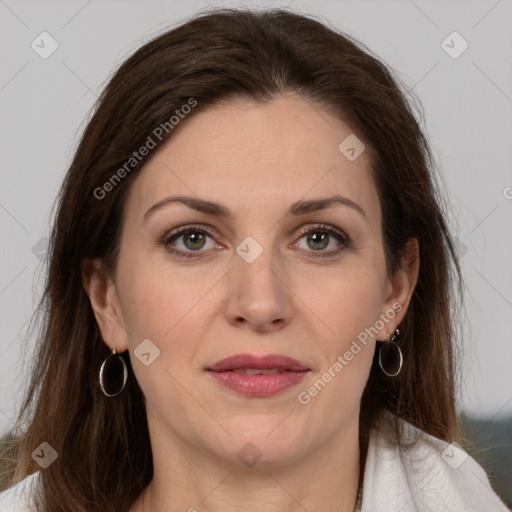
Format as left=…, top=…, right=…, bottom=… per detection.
left=207, top=370, right=309, bottom=397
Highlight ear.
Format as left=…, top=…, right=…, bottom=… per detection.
left=378, top=238, right=420, bottom=340
left=81, top=258, right=129, bottom=353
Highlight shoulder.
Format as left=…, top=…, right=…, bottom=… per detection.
left=0, top=472, right=39, bottom=511
left=360, top=410, right=509, bottom=512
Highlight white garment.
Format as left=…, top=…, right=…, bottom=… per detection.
left=0, top=414, right=509, bottom=511
left=358, top=411, right=510, bottom=511
left=0, top=470, right=37, bottom=512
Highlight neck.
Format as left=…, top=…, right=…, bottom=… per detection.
left=132, top=409, right=362, bottom=512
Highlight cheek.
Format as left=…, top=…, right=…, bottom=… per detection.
left=302, top=268, right=385, bottom=389
left=116, top=254, right=213, bottom=340
left=115, top=262, right=206, bottom=411
left=115, top=256, right=221, bottom=392
left=302, top=264, right=386, bottom=337
left=295, top=285, right=381, bottom=426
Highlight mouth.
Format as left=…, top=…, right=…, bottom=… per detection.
left=206, top=353, right=311, bottom=373
left=206, top=353, right=311, bottom=397
left=228, top=368, right=297, bottom=375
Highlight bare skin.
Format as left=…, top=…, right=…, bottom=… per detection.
left=83, top=94, right=419, bottom=512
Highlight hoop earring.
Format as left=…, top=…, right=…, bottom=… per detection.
left=99, top=348, right=128, bottom=397
left=378, top=328, right=403, bottom=377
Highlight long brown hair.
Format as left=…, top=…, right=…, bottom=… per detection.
left=6, top=8, right=461, bottom=511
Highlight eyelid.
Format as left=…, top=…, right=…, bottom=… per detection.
left=161, top=223, right=219, bottom=244
left=161, top=222, right=351, bottom=258
left=294, top=223, right=349, bottom=242
left=291, top=223, right=351, bottom=256
left=160, top=223, right=220, bottom=258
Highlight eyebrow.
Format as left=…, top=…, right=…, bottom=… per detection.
left=143, top=194, right=367, bottom=223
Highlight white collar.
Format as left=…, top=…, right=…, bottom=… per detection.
left=359, top=410, right=508, bottom=511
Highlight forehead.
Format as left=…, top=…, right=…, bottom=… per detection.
left=124, top=95, right=378, bottom=224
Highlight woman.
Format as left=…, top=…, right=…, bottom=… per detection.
left=0, top=8, right=508, bottom=512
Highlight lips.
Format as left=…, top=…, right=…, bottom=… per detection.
left=206, top=353, right=310, bottom=373
left=206, top=353, right=311, bottom=397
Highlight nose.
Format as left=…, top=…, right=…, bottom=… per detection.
left=225, top=245, right=293, bottom=333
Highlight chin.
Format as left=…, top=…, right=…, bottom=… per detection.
left=211, top=426, right=307, bottom=469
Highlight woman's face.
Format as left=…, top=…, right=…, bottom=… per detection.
left=89, top=94, right=415, bottom=468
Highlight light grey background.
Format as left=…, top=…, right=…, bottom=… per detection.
left=1, top=0, right=511, bottom=436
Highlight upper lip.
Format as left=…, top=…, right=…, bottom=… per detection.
left=207, top=353, right=310, bottom=372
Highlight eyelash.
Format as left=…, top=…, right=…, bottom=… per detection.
left=160, top=223, right=351, bottom=259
